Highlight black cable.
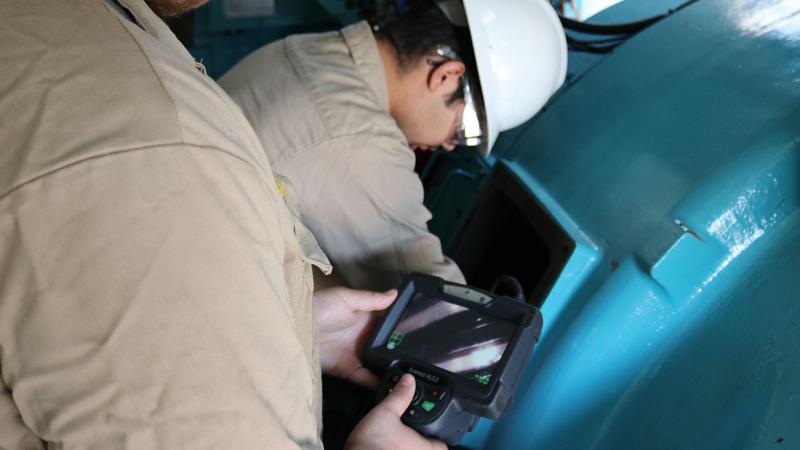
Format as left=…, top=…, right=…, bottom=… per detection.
left=569, top=34, right=631, bottom=45
left=559, top=0, right=699, bottom=34
left=490, top=275, right=526, bottom=302
left=560, top=14, right=657, bottom=35
left=559, top=0, right=701, bottom=53
left=565, top=35, right=624, bottom=54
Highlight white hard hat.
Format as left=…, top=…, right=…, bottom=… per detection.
left=439, top=0, right=568, bottom=154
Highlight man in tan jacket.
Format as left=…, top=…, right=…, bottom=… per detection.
left=0, top=0, right=444, bottom=448
left=219, top=2, right=473, bottom=291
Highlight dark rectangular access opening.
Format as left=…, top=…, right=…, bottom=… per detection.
left=448, top=162, right=575, bottom=308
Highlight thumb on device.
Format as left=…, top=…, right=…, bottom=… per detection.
left=346, top=288, right=397, bottom=312
left=346, top=373, right=446, bottom=450
left=380, top=374, right=416, bottom=417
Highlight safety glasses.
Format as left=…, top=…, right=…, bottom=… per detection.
left=428, top=45, right=486, bottom=149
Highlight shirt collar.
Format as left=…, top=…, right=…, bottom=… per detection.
left=341, top=21, right=390, bottom=113
left=105, top=0, right=201, bottom=69
left=105, top=0, right=158, bottom=35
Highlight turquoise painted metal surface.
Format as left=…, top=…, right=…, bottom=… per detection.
left=449, top=0, right=800, bottom=448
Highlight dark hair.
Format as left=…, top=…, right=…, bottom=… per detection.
left=375, top=0, right=477, bottom=103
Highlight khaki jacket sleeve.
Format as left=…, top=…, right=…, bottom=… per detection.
left=0, top=377, right=43, bottom=450
left=295, top=135, right=466, bottom=291
left=0, top=146, right=322, bottom=449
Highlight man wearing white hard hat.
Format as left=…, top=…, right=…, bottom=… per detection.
left=219, top=0, right=567, bottom=292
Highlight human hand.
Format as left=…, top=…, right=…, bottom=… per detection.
left=345, top=374, right=447, bottom=450
left=315, top=287, right=396, bottom=388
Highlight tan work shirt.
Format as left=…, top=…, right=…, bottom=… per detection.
left=219, top=22, right=466, bottom=291
left=0, top=0, right=330, bottom=448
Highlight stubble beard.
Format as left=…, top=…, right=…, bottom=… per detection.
left=144, top=0, right=209, bottom=18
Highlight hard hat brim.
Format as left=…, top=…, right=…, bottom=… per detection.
left=463, top=0, right=568, bottom=155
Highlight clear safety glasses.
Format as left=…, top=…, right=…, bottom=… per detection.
left=429, top=45, right=486, bottom=149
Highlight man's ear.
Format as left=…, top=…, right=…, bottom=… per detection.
left=428, top=60, right=466, bottom=94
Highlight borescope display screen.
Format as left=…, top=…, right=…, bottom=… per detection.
left=385, top=293, right=516, bottom=386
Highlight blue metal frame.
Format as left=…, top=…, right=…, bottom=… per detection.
left=441, top=0, right=800, bottom=448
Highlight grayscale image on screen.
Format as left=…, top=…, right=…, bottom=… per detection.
left=385, top=293, right=516, bottom=385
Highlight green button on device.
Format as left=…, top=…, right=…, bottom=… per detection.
left=421, top=401, right=435, bottom=412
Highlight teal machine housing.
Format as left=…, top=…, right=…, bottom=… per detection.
left=184, top=0, right=800, bottom=447
left=424, top=0, right=800, bottom=448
